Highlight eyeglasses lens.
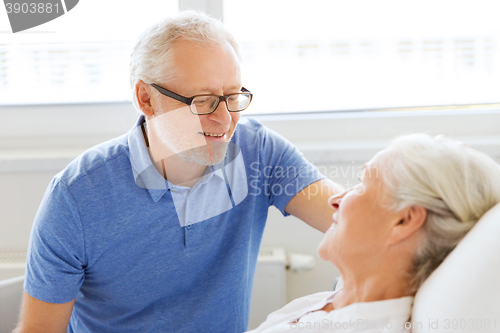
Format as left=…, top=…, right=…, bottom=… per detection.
left=191, top=94, right=251, bottom=114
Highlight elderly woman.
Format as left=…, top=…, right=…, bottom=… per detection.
left=248, top=133, right=500, bottom=332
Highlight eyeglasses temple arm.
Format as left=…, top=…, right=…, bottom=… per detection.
left=151, top=84, right=192, bottom=105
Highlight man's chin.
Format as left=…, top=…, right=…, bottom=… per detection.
left=177, top=143, right=228, bottom=166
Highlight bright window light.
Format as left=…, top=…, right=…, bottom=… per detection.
left=224, top=0, right=500, bottom=114
left=0, top=0, right=178, bottom=105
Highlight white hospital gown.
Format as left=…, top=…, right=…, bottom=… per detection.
left=247, top=289, right=414, bottom=333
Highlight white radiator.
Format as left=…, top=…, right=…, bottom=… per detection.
left=0, top=252, right=26, bottom=281
left=248, top=247, right=287, bottom=330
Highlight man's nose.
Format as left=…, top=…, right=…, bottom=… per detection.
left=328, top=190, right=347, bottom=210
left=206, top=100, right=231, bottom=125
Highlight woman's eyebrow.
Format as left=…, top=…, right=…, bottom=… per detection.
left=361, top=164, right=367, bottom=175
left=360, top=164, right=368, bottom=180
left=358, top=163, right=366, bottom=182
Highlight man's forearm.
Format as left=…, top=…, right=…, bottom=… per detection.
left=285, top=178, right=344, bottom=232
left=14, top=292, right=74, bottom=333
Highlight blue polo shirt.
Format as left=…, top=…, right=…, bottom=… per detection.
left=25, top=116, right=324, bottom=333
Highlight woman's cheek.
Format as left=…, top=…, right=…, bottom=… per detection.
left=317, top=227, right=338, bottom=261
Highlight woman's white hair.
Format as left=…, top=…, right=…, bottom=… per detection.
left=129, top=10, right=241, bottom=112
left=381, top=133, right=500, bottom=290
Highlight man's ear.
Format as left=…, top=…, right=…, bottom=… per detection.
left=136, top=80, right=155, bottom=118
left=388, top=205, right=427, bottom=245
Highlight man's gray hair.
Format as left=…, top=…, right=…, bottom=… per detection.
left=381, top=133, right=500, bottom=290
left=129, top=11, right=241, bottom=112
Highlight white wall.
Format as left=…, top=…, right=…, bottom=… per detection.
left=1, top=103, right=500, bottom=301
left=0, top=103, right=139, bottom=253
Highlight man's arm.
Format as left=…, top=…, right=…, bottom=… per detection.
left=285, top=178, right=344, bottom=233
left=13, top=292, right=74, bottom=333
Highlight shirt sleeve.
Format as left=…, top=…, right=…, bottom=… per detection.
left=24, top=178, right=86, bottom=304
left=257, top=123, right=325, bottom=216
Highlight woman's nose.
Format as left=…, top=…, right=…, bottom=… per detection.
left=328, top=190, right=347, bottom=210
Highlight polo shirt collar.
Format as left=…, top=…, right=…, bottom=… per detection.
left=127, top=115, right=225, bottom=202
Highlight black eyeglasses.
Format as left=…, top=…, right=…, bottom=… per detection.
left=150, top=83, right=253, bottom=115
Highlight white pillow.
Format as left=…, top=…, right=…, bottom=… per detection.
left=412, top=203, right=500, bottom=333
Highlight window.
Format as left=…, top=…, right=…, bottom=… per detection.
left=2, top=0, right=499, bottom=114
left=224, top=0, right=500, bottom=114
left=0, top=0, right=178, bottom=105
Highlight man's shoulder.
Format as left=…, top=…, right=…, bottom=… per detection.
left=235, top=117, right=293, bottom=152
left=234, top=117, right=282, bottom=146
left=235, top=117, right=266, bottom=136
left=55, top=133, right=130, bottom=188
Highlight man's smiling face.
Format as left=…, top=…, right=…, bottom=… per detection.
left=147, top=39, right=242, bottom=166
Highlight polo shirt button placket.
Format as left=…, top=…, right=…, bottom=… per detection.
left=184, top=222, right=191, bottom=251
left=184, top=191, right=192, bottom=251
left=185, top=192, right=191, bottom=230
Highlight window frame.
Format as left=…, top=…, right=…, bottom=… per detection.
left=1, top=102, right=499, bottom=173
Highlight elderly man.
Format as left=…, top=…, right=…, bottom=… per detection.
left=15, top=11, right=342, bottom=333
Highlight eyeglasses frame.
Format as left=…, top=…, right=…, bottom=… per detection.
left=150, top=83, right=253, bottom=115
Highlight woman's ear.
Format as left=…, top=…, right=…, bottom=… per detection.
left=136, top=80, right=155, bottom=118
left=388, top=205, right=427, bottom=245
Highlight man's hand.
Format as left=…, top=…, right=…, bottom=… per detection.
left=285, top=178, right=344, bottom=233
left=13, top=292, right=74, bottom=333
